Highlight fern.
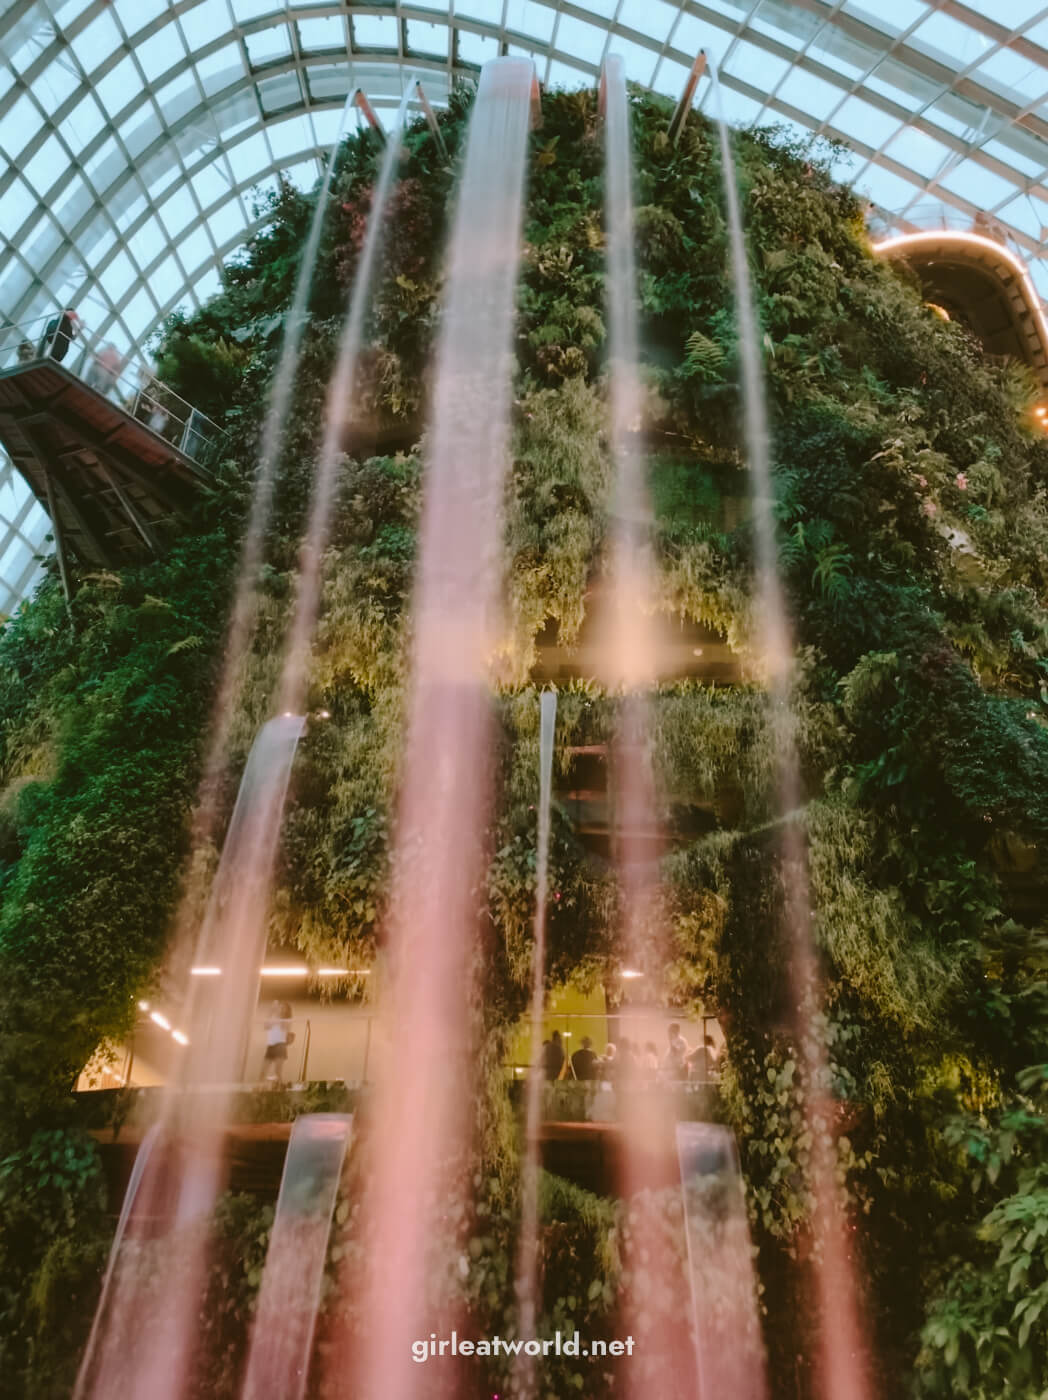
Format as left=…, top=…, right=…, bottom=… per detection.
left=680, top=330, right=726, bottom=383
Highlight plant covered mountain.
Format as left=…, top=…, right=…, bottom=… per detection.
left=1, top=82, right=1047, bottom=1397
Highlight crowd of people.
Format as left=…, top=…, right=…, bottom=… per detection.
left=540, top=1022, right=721, bottom=1084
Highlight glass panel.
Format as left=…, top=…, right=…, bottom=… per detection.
left=179, top=1, right=231, bottom=48
left=910, top=11, right=992, bottom=66
left=865, top=57, right=943, bottom=111
left=752, top=0, right=821, bottom=48
left=775, top=69, right=848, bottom=121
left=983, top=133, right=1047, bottom=180
left=456, top=0, right=503, bottom=22
left=619, top=0, right=678, bottom=42
left=505, top=0, right=556, bottom=43
left=191, top=162, right=232, bottom=211
left=257, top=72, right=303, bottom=113
left=298, top=16, right=344, bottom=51
left=996, top=193, right=1048, bottom=241
left=178, top=226, right=213, bottom=274
left=127, top=216, right=165, bottom=268
left=284, top=158, right=318, bottom=192
left=84, top=136, right=120, bottom=190
left=113, top=0, right=168, bottom=36
left=546, top=58, right=592, bottom=89
left=405, top=20, right=449, bottom=58
left=158, top=184, right=198, bottom=237
left=354, top=14, right=400, bottom=49
left=122, top=288, right=157, bottom=340
left=245, top=26, right=293, bottom=67
left=103, top=249, right=136, bottom=300
left=36, top=57, right=81, bottom=109
left=197, top=45, right=242, bottom=96
left=855, top=163, right=922, bottom=211
left=964, top=0, right=1045, bottom=22
left=723, top=40, right=792, bottom=90
left=226, top=131, right=271, bottom=185
left=807, top=25, right=878, bottom=82
left=0, top=92, right=40, bottom=157
left=555, top=14, right=609, bottom=65
left=135, top=28, right=180, bottom=82
left=232, top=0, right=278, bottom=19
left=0, top=177, right=36, bottom=236
left=613, top=38, right=660, bottom=85
left=939, top=159, right=1023, bottom=210
left=651, top=57, right=693, bottom=99
left=22, top=134, right=66, bottom=196
left=974, top=49, right=1048, bottom=105
left=69, top=9, right=122, bottom=72
left=842, top=0, right=928, bottom=38
left=838, top=96, right=908, bottom=148
left=715, top=86, right=764, bottom=127
left=208, top=202, right=245, bottom=247
left=458, top=31, right=500, bottom=68
left=193, top=267, right=223, bottom=304
left=883, top=125, right=952, bottom=179
left=95, top=55, right=141, bottom=120
left=267, top=114, right=313, bottom=159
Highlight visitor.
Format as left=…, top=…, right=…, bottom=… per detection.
left=687, top=1035, right=719, bottom=1083
left=641, top=1040, right=659, bottom=1078
left=38, top=308, right=81, bottom=362
left=571, top=1034, right=598, bottom=1081
left=599, top=1042, right=618, bottom=1080
left=85, top=342, right=124, bottom=398
left=662, top=1022, right=690, bottom=1080
left=542, top=1028, right=565, bottom=1081
left=260, top=1000, right=294, bottom=1085
left=617, top=1037, right=639, bottom=1079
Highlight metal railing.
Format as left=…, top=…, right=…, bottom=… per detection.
left=0, top=312, right=224, bottom=466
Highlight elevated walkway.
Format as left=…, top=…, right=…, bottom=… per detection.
left=0, top=315, right=221, bottom=590
left=873, top=227, right=1048, bottom=393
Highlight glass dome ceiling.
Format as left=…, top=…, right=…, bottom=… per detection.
left=3, top=0, right=1048, bottom=613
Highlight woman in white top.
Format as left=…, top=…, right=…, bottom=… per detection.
left=260, top=1000, right=293, bottom=1085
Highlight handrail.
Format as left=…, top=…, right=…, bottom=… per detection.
left=0, top=311, right=224, bottom=466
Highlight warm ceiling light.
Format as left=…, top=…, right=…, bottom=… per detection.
left=620, top=968, right=644, bottom=979
left=190, top=966, right=222, bottom=976
left=692, top=647, right=704, bottom=656
left=260, top=965, right=309, bottom=977
left=1036, top=406, right=1047, bottom=417
left=316, top=967, right=371, bottom=976
left=137, top=999, right=150, bottom=1011
left=150, top=1011, right=171, bottom=1030
left=171, top=1029, right=189, bottom=1046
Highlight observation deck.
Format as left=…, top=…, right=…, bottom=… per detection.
left=872, top=223, right=1048, bottom=394
left=0, top=315, right=221, bottom=591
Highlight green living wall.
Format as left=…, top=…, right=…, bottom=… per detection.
left=2, top=82, right=1048, bottom=1397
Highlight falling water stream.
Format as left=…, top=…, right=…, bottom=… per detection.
left=677, top=1123, right=768, bottom=1399
left=241, top=1113, right=354, bottom=1400
left=326, top=56, right=537, bottom=1400
left=75, top=716, right=306, bottom=1400
left=277, top=86, right=413, bottom=716
left=710, top=62, right=874, bottom=1400
left=601, top=55, right=701, bottom=1400
left=174, top=89, right=357, bottom=904
left=514, top=690, right=558, bottom=1394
